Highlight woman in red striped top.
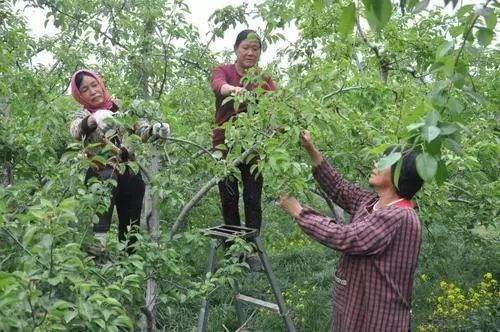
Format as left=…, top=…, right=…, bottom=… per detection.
left=280, top=130, right=424, bottom=331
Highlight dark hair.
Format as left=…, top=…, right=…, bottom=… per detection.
left=75, top=71, right=93, bottom=90
left=234, top=29, right=261, bottom=49
left=384, top=147, right=424, bottom=199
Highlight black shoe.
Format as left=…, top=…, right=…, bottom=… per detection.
left=85, top=244, right=106, bottom=257
left=245, top=255, right=263, bottom=272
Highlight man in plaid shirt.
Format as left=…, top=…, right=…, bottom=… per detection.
left=280, top=131, right=424, bottom=332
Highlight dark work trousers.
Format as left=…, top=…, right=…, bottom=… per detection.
left=218, top=162, right=263, bottom=231
left=85, top=166, right=145, bottom=247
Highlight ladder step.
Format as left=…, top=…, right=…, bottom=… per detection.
left=235, top=294, right=280, bottom=313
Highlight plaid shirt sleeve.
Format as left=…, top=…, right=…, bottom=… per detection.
left=313, top=159, right=375, bottom=215
left=296, top=207, right=405, bottom=255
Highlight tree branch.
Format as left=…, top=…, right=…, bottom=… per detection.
left=454, top=0, right=492, bottom=70
left=179, top=58, right=211, bottom=76
left=320, top=84, right=362, bottom=104
left=31, top=3, right=129, bottom=50
left=169, top=175, right=220, bottom=240
left=169, top=142, right=267, bottom=240
left=166, top=137, right=216, bottom=161
left=356, top=16, right=389, bottom=83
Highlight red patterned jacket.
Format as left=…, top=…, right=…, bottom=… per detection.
left=297, top=159, right=421, bottom=332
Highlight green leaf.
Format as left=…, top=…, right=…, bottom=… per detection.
left=448, top=98, right=464, bottom=113
left=129, top=161, right=139, bottom=174
left=452, top=72, right=465, bottom=88
left=91, top=155, right=107, bottom=167
left=233, top=100, right=240, bottom=112
left=444, top=138, right=463, bottom=155
left=372, top=0, right=392, bottom=29
left=47, top=275, right=65, bottom=286
left=485, top=12, right=497, bottom=30
left=444, top=0, right=459, bottom=8
left=442, top=55, right=455, bottom=76
left=393, top=157, right=403, bottom=189
left=314, top=0, right=324, bottom=11
left=95, top=319, right=106, bottom=329
left=416, top=152, right=438, bottom=181
left=50, top=300, right=72, bottom=312
left=338, top=3, right=356, bottom=38
left=425, top=136, right=442, bottom=155
left=0, top=273, right=15, bottom=288
left=378, top=152, right=402, bottom=172
left=449, top=25, right=464, bottom=38
left=102, top=297, right=122, bottom=307
left=422, top=125, right=441, bottom=142
left=475, top=7, right=493, bottom=18
left=23, top=225, right=39, bottom=246
left=436, top=40, right=454, bottom=59
left=439, top=122, right=458, bottom=135
left=246, top=32, right=259, bottom=42
left=412, top=0, right=430, bottom=15
left=405, top=0, right=419, bottom=11
left=435, top=160, right=448, bottom=186
left=221, top=96, right=232, bottom=106
left=64, top=310, right=78, bottom=323
left=424, top=111, right=440, bottom=126
left=476, top=28, right=493, bottom=47
left=407, top=122, right=425, bottom=131
left=456, top=4, right=474, bottom=18
left=113, top=315, right=133, bottom=329
left=102, top=309, right=112, bottom=321
left=362, top=0, right=392, bottom=31
left=363, top=4, right=379, bottom=31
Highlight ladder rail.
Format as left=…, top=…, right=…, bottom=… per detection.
left=197, top=225, right=296, bottom=332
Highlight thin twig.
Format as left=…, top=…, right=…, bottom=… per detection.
left=446, top=182, right=476, bottom=199
left=320, top=84, right=362, bottom=104
left=356, top=15, right=388, bottom=83
left=448, top=197, right=473, bottom=204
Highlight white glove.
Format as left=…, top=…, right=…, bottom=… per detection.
left=92, top=109, right=114, bottom=132
left=151, top=122, right=170, bottom=139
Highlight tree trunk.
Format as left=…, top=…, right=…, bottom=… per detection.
left=0, top=99, right=12, bottom=187
left=141, top=145, right=160, bottom=332
left=139, top=18, right=159, bottom=332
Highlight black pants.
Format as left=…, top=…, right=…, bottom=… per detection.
left=85, top=167, right=145, bottom=244
left=218, top=163, right=263, bottom=231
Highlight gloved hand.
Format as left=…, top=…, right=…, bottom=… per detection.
left=119, top=146, right=129, bottom=162
left=151, top=122, right=170, bottom=139
left=92, top=109, right=114, bottom=133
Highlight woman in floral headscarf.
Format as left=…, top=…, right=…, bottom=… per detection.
left=69, top=69, right=169, bottom=255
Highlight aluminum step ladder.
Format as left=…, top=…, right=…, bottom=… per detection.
left=197, top=224, right=296, bottom=332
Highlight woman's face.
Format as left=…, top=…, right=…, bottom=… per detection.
left=235, top=39, right=261, bottom=69
left=368, top=161, right=393, bottom=189
left=79, top=75, right=104, bottom=106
